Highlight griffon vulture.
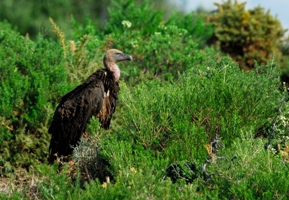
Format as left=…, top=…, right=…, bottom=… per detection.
left=48, top=49, right=132, bottom=163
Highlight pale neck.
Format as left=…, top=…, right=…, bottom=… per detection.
left=106, top=62, right=120, bottom=81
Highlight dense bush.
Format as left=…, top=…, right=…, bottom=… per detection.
left=104, top=0, right=163, bottom=36
left=100, top=0, right=213, bottom=84
left=119, top=56, right=282, bottom=157
left=0, top=0, right=170, bottom=40
left=166, top=11, right=214, bottom=47
left=109, top=25, right=209, bottom=83
left=206, top=0, right=286, bottom=70
left=207, top=135, right=289, bottom=199
left=0, top=27, right=71, bottom=170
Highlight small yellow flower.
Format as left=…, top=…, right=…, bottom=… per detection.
left=130, top=167, right=137, bottom=174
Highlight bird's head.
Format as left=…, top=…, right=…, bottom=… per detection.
left=104, top=49, right=132, bottom=64
left=103, top=49, right=132, bottom=80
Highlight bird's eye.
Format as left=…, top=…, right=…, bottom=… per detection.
left=115, top=53, right=121, bottom=56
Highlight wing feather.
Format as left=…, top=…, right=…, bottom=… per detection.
left=48, top=73, right=104, bottom=163
left=48, top=68, right=120, bottom=163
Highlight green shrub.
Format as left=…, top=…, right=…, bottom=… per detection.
left=104, top=25, right=209, bottom=85
left=206, top=0, right=286, bottom=70
left=166, top=11, right=214, bottom=47
left=0, top=0, right=112, bottom=39
left=120, top=55, right=281, bottom=154
left=0, top=0, right=173, bottom=40
left=0, top=20, right=15, bottom=31
left=0, top=29, right=71, bottom=170
left=205, top=134, right=289, bottom=199
left=100, top=0, right=213, bottom=84
left=32, top=162, right=202, bottom=200
left=104, top=0, right=163, bottom=37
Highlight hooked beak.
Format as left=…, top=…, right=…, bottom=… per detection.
left=124, top=53, right=133, bottom=61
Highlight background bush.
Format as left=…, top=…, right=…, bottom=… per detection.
left=0, top=0, right=171, bottom=40
left=206, top=0, right=286, bottom=70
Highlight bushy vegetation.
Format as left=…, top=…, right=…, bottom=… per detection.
left=1, top=0, right=289, bottom=199
left=0, top=24, right=71, bottom=170
left=0, top=0, right=171, bottom=40
left=206, top=0, right=286, bottom=70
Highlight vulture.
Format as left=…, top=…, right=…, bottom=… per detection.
left=48, top=49, right=132, bottom=163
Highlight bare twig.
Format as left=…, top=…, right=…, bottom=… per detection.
left=265, top=91, right=287, bottom=149
left=202, top=134, right=223, bottom=182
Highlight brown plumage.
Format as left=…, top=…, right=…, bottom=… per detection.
left=48, top=49, right=132, bottom=163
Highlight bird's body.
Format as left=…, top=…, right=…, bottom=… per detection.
left=48, top=49, right=132, bottom=163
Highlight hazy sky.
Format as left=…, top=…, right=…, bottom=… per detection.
left=172, top=0, right=289, bottom=35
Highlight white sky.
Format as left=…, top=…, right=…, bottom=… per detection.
left=171, top=0, right=289, bottom=35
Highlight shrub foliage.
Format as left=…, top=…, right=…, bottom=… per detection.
left=206, top=0, right=286, bottom=70
left=0, top=27, right=70, bottom=169
left=1, top=0, right=289, bottom=199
